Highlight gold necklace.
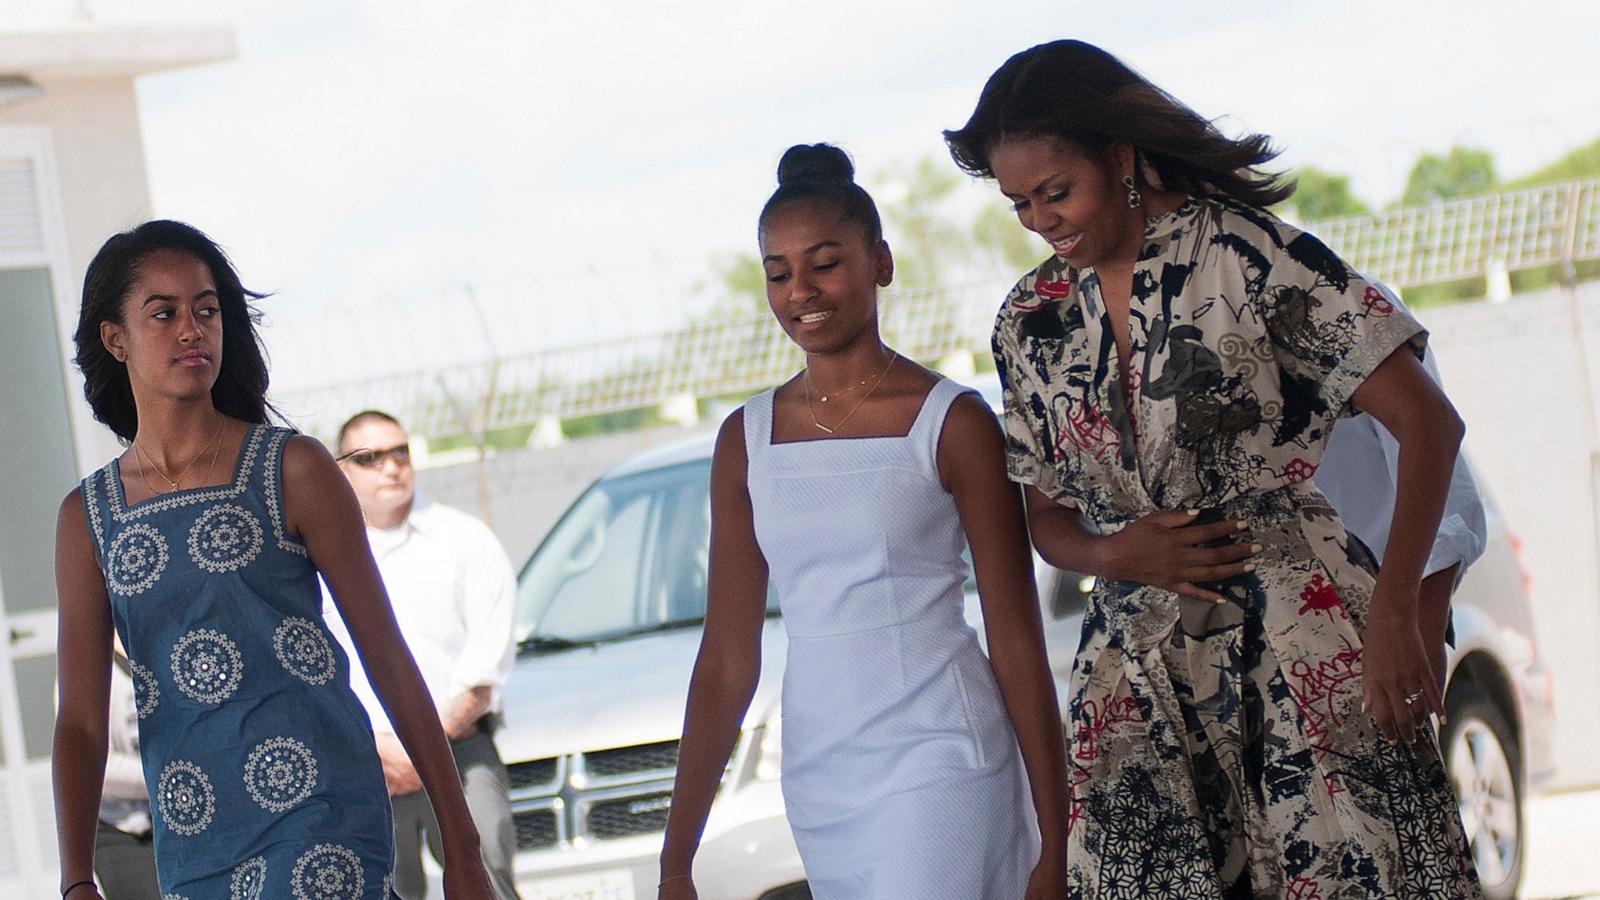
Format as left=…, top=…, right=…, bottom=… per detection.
left=806, top=366, right=877, bottom=403
left=804, top=350, right=899, bottom=434
left=132, top=425, right=225, bottom=493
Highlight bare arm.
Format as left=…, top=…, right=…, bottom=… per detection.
left=1024, top=488, right=1256, bottom=602
left=283, top=437, right=492, bottom=897
left=1349, top=348, right=1464, bottom=741
left=659, top=412, right=770, bottom=895
left=939, top=396, right=1068, bottom=889
left=52, top=489, right=113, bottom=899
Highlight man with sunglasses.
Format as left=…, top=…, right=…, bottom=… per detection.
left=322, top=410, right=521, bottom=900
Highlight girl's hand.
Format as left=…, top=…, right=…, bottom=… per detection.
left=1095, top=510, right=1258, bottom=602
left=441, top=859, right=495, bottom=899
left=1024, top=857, right=1068, bottom=899
left=658, top=874, right=698, bottom=899
left=1361, top=592, right=1445, bottom=744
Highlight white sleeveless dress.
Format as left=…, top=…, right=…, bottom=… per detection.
left=743, top=378, right=1039, bottom=899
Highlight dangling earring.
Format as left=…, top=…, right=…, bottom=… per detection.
left=1123, top=174, right=1142, bottom=209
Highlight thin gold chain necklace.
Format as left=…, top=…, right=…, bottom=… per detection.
left=132, top=425, right=225, bottom=493
left=804, top=350, right=898, bottom=434
left=807, top=366, right=877, bottom=403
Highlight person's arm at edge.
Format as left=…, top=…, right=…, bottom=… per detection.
left=658, top=411, right=769, bottom=893
left=1349, top=348, right=1463, bottom=740
left=52, top=489, right=113, bottom=899
left=939, top=394, right=1069, bottom=878
left=282, top=436, right=491, bottom=893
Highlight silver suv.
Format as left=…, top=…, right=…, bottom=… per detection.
left=495, top=377, right=1553, bottom=900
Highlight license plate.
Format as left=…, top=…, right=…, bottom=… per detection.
left=523, top=869, right=638, bottom=900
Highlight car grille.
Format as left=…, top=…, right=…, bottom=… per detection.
left=506, top=757, right=558, bottom=791
left=512, top=807, right=560, bottom=850
left=508, top=739, right=697, bottom=852
left=587, top=791, right=673, bottom=839
left=585, top=740, right=679, bottom=778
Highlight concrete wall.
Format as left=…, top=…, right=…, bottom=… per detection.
left=0, top=77, right=156, bottom=467
left=1417, top=283, right=1600, bottom=790
left=419, top=282, right=1600, bottom=791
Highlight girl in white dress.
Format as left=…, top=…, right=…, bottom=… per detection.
left=659, top=144, right=1069, bottom=900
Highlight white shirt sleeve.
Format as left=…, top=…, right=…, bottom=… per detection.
left=445, top=518, right=518, bottom=714
left=321, top=576, right=393, bottom=733
left=1317, top=321, right=1489, bottom=587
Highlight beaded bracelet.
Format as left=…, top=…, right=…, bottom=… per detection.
left=62, top=881, right=95, bottom=898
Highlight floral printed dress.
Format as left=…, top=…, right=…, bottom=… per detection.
left=80, top=425, right=397, bottom=899
left=992, top=196, right=1481, bottom=898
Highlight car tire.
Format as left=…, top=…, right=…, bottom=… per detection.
left=1440, top=687, right=1523, bottom=900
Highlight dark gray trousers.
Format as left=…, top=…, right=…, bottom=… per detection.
left=390, top=727, right=520, bottom=900
left=93, top=820, right=159, bottom=900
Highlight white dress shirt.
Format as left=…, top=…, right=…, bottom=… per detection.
left=1316, top=337, right=1487, bottom=586
left=324, top=495, right=517, bottom=734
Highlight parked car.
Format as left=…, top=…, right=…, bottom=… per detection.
left=494, top=374, right=1553, bottom=900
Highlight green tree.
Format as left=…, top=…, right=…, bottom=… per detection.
left=695, top=251, right=768, bottom=316
left=1399, top=145, right=1497, bottom=206
left=870, top=156, right=967, bottom=288
left=1506, top=136, right=1600, bottom=187
left=1282, top=166, right=1371, bottom=222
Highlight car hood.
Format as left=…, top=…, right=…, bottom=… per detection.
left=495, top=619, right=790, bottom=763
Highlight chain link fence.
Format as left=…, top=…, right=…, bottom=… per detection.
left=274, top=179, right=1600, bottom=444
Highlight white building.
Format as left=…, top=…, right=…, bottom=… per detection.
left=0, top=7, right=233, bottom=893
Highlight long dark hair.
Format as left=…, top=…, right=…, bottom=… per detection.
left=75, top=220, right=275, bottom=442
left=759, top=143, right=884, bottom=243
left=944, top=40, right=1293, bottom=208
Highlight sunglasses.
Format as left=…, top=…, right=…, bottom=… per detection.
left=340, top=443, right=411, bottom=468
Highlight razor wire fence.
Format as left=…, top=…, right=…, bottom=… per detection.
left=274, top=178, right=1600, bottom=445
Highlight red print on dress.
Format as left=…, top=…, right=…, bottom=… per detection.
left=1361, top=286, right=1395, bottom=317
left=1283, top=457, right=1317, bottom=483
left=1297, top=573, right=1348, bottom=622
left=1286, top=876, right=1326, bottom=900
left=1072, top=695, right=1142, bottom=766
left=1057, top=399, right=1123, bottom=464
left=1286, top=635, right=1364, bottom=797
left=1067, top=695, right=1141, bottom=835
left=1034, top=279, right=1073, bottom=300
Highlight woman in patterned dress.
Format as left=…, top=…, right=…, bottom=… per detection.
left=944, top=41, right=1482, bottom=898
left=51, top=221, right=495, bottom=900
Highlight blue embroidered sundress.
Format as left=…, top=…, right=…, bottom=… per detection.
left=81, top=424, right=397, bottom=899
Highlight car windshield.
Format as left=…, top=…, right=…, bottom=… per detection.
left=515, top=458, right=777, bottom=650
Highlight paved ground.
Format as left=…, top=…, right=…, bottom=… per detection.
left=1521, top=787, right=1600, bottom=899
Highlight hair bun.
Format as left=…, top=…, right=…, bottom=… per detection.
left=776, top=143, right=855, bottom=187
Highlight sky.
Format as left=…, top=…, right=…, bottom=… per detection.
left=53, top=0, right=1600, bottom=389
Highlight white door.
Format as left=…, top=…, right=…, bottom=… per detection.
left=0, top=128, right=83, bottom=896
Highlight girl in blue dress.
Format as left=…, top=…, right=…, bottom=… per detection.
left=51, top=220, right=496, bottom=900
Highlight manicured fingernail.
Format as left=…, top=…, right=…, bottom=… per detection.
left=1236, top=521, right=1249, bottom=531
left=1243, top=563, right=1257, bottom=573
left=1361, top=697, right=1370, bottom=713
left=1186, top=509, right=1200, bottom=516
left=1211, top=597, right=1226, bottom=605
left=1250, top=543, right=1263, bottom=554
